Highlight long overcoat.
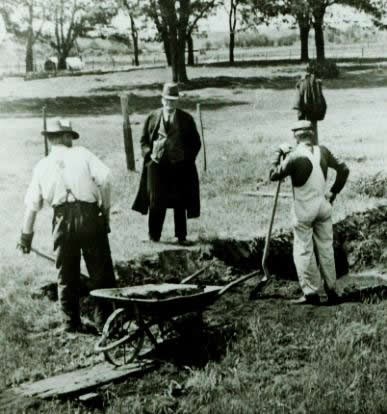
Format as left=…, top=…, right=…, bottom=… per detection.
left=132, top=108, right=201, bottom=218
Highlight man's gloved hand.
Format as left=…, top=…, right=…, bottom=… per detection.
left=17, top=232, right=34, bottom=254
left=279, top=143, right=292, bottom=156
left=325, top=191, right=336, bottom=204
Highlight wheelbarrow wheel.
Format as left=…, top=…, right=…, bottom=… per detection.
left=95, top=308, right=144, bottom=367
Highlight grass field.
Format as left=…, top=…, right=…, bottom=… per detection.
left=0, top=61, right=386, bottom=413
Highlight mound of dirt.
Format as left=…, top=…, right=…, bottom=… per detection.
left=211, top=205, right=387, bottom=277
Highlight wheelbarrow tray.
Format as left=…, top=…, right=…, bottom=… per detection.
left=91, top=284, right=222, bottom=319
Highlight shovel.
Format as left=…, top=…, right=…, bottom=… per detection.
left=250, top=178, right=283, bottom=299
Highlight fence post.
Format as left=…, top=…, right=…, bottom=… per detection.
left=196, top=103, right=207, bottom=172
left=120, top=94, right=135, bottom=171
left=42, top=106, right=48, bottom=156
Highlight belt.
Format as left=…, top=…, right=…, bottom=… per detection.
left=53, top=201, right=98, bottom=213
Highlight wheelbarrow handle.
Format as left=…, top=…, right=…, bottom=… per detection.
left=218, top=270, right=260, bottom=297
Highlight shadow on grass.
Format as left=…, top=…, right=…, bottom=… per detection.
left=90, top=67, right=387, bottom=95
left=91, top=75, right=298, bottom=94
left=147, top=315, right=233, bottom=368
left=0, top=93, right=248, bottom=118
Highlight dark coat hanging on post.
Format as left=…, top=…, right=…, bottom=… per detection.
left=132, top=108, right=201, bottom=218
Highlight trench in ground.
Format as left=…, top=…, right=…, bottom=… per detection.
left=105, top=205, right=387, bottom=366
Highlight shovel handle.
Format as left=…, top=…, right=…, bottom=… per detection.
left=261, top=179, right=282, bottom=280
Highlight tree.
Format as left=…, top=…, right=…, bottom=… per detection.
left=226, top=0, right=278, bottom=64
left=309, top=0, right=386, bottom=61
left=252, top=0, right=386, bottom=62
left=0, top=0, right=47, bottom=72
left=159, top=0, right=191, bottom=82
left=47, top=0, right=116, bottom=70
left=186, top=0, right=219, bottom=66
left=120, top=0, right=142, bottom=66
left=143, top=0, right=193, bottom=82
left=143, top=0, right=171, bottom=65
left=278, top=0, right=312, bottom=62
left=225, top=0, right=244, bottom=64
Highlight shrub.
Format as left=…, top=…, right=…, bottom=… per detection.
left=352, top=172, right=387, bottom=198
left=307, top=59, right=340, bottom=79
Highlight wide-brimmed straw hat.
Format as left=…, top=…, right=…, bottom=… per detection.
left=42, top=118, right=79, bottom=139
left=161, top=83, right=179, bottom=100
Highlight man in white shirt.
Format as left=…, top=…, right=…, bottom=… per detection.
left=18, top=119, right=116, bottom=332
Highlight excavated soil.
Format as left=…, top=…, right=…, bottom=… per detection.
left=37, top=205, right=387, bottom=309
left=115, top=205, right=387, bottom=287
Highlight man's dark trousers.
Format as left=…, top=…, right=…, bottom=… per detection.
left=53, top=202, right=116, bottom=330
left=149, top=206, right=187, bottom=241
left=147, top=160, right=188, bottom=241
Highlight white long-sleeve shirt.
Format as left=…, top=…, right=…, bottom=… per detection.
left=24, top=145, right=111, bottom=212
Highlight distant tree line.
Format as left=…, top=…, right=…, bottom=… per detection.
left=0, top=0, right=385, bottom=81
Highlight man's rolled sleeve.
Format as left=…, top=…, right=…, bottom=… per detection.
left=24, top=169, right=43, bottom=212
left=321, top=146, right=350, bottom=195
left=269, top=152, right=293, bottom=182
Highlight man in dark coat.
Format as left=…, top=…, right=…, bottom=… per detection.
left=132, top=83, right=201, bottom=244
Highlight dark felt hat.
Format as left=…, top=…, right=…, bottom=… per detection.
left=161, top=83, right=179, bottom=100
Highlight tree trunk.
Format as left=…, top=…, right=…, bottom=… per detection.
left=177, top=33, right=188, bottom=82
left=132, top=32, right=140, bottom=66
left=25, top=32, right=34, bottom=73
left=299, top=23, right=310, bottom=62
left=229, top=31, right=235, bottom=64
left=162, top=32, right=171, bottom=66
left=58, top=54, right=67, bottom=70
left=314, top=15, right=325, bottom=62
left=187, top=33, right=194, bottom=66
left=176, top=0, right=189, bottom=83
left=132, top=34, right=139, bottom=66
left=228, top=1, right=237, bottom=65
left=25, top=3, right=34, bottom=73
left=169, top=28, right=179, bottom=82
left=130, top=15, right=139, bottom=66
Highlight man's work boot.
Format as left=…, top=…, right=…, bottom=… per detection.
left=326, top=289, right=341, bottom=305
left=290, top=294, right=320, bottom=305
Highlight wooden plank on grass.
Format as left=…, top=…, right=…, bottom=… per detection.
left=1, top=360, right=155, bottom=404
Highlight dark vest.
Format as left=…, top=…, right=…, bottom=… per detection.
left=150, top=115, right=184, bottom=164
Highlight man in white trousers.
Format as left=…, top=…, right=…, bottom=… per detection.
left=270, top=120, right=349, bottom=305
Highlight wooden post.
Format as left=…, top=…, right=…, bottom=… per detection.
left=42, top=105, right=48, bottom=156
left=120, top=94, right=135, bottom=171
left=196, top=103, right=207, bottom=172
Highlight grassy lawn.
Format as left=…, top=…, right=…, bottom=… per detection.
left=0, top=62, right=386, bottom=412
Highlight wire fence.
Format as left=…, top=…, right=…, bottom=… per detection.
left=1, top=42, right=386, bottom=77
